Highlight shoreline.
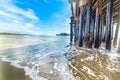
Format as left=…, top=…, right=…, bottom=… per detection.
left=0, top=59, right=32, bottom=80
left=0, top=37, right=45, bottom=50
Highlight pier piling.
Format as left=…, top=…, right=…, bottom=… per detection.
left=68, top=0, right=120, bottom=51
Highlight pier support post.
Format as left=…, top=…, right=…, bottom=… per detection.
left=113, top=16, right=119, bottom=47
left=78, top=0, right=87, bottom=47
left=70, top=3, right=78, bottom=45
left=105, top=0, right=113, bottom=50
left=74, top=2, right=80, bottom=45
left=70, top=17, right=74, bottom=45
left=94, top=0, right=102, bottom=48
left=70, top=2, right=75, bottom=45
left=117, top=13, right=120, bottom=53
left=85, top=0, right=93, bottom=48
left=78, top=5, right=85, bottom=47
left=117, top=39, right=120, bottom=53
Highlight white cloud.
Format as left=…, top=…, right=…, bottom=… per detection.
left=0, top=1, right=39, bottom=20
left=0, top=21, right=40, bottom=34
left=0, top=0, right=40, bottom=34
left=0, top=0, right=71, bottom=35
left=0, top=10, right=21, bottom=21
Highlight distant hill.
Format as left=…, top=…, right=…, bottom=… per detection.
left=56, top=33, right=70, bottom=36
left=0, top=33, right=28, bottom=35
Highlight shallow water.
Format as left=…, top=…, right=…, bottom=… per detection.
left=0, top=35, right=120, bottom=80
left=0, top=35, right=75, bottom=80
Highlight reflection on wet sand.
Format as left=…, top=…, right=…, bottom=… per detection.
left=0, top=59, right=32, bottom=80
left=67, top=48, right=120, bottom=80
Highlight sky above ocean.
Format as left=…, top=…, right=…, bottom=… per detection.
left=0, top=0, right=71, bottom=35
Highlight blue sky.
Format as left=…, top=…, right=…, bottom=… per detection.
left=0, top=0, right=71, bottom=35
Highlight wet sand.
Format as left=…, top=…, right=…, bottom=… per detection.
left=0, top=59, right=32, bottom=80
left=68, top=48, right=120, bottom=80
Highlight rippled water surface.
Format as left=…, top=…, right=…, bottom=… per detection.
left=0, top=35, right=120, bottom=80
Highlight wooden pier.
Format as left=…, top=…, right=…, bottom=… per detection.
left=69, top=0, right=120, bottom=50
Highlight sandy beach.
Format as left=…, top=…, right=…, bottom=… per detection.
left=0, top=59, right=32, bottom=80
left=67, top=48, right=120, bottom=80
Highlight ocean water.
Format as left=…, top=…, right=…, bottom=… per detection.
left=0, top=35, right=76, bottom=80
left=0, top=35, right=120, bottom=80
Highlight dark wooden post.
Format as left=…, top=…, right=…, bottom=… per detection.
left=78, top=0, right=87, bottom=47
left=70, top=3, right=78, bottom=45
left=99, top=15, right=102, bottom=46
left=85, top=0, right=93, bottom=48
left=102, top=15, right=106, bottom=42
left=74, top=1, right=80, bottom=46
left=70, top=3, right=74, bottom=45
left=79, top=5, right=85, bottom=47
left=92, top=13, right=96, bottom=42
left=70, top=17, right=74, bottom=45
left=94, top=0, right=102, bottom=48
left=105, top=0, right=113, bottom=50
